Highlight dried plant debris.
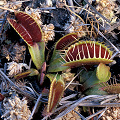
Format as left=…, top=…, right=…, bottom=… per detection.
left=1, top=96, right=31, bottom=120
left=11, top=43, right=26, bottom=62
left=0, top=0, right=120, bottom=120
left=62, top=69, right=76, bottom=90
left=100, top=107, right=120, bottom=120
left=95, top=0, right=118, bottom=23
left=2, top=46, right=11, bottom=61
left=42, top=24, right=55, bottom=43
left=2, top=43, right=26, bottom=62
left=14, top=79, right=28, bottom=91
left=57, top=107, right=81, bottom=120
left=62, top=69, right=75, bottom=82
left=64, top=18, right=86, bottom=37
left=7, top=61, right=29, bottom=76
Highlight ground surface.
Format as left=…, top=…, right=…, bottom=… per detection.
left=0, top=0, right=120, bottom=120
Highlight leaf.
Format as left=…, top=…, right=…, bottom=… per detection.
left=48, top=33, right=77, bottom=72
left=79, top=69, right=93, bottom=83
left=55, top=33, right=78, bottom=50
left=80, top=64, right=111, bottom=91
left=100, top=83, right=120, bottom=94
left=84, top=84, right=108, bottom=95
left=28, top=42, right=45, bottom=69
left=47, top=57, right=69, bottom=72
left=8, top=18, right=33, bottom=46
left=14, top=68, right=39, bottom=79
left=82, top=69, right=99, bottom=90
left=96, top=63, right=111, bottom=82
left=39, top=62, right=46, bottom=86
left=47, top=76, right=65, bottom=113
left=8, top=11, right=45, bottom=69
left=63, top=41, right=113, bottom=68
left=46, top=74, right=61, bottom=82
left=7, top=11, right=42, bottom=46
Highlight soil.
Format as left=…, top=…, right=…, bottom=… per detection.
left=0, top=0, right=120, bottom=120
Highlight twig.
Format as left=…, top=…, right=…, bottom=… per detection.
left=60, top=94, right=77, bottom=104
left=107, top=21, right=120, bottom=32
left=84, top=0, right=111, bottom=23
left=0, top=73, right=8, bottom=92
left=93, top=25, right=120, bottom=52
left=100, top=95, right=118, bottom=105
left=0, top=6, right=14, bottom=12
left=97, top=107, right=107, bottom=120
left=78, top=101, right=120, bottom=107
left=54, top=95, right=101, bottom=119
left=86, top=108, right=107, bottom=120
left=0, top=69, right=35, bottom=100
left=43, top=94, right=120, bottom=119
left=37, top=7, right=56, bottom=10
left=67, top=0, right=75, bottom=12
left=73, top=110, right=86, bottom=120
left=65, top=4, right=90, bottom=35
left=28, top=94, right=42, bottom=120
left=65, top=69, right=83, bottom=90
left=0, top=10, right=8, bottom=35
left=42, top=100, right=77, bottom=120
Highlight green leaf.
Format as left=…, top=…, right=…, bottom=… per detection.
left=28, top=42, right=45, bottom=70
left=47, top=57, right=69, bottom=72
left=8, top=11, right=42, bottom=46
left=48, top=33, right=78, bottom=72
left=84, top=84, right=108, bottom=95
left=80, top=63, right=111, bottom=91
left=14, top=68, right=39, bottom=79
left=79, top=69, right=93, bottom=83
left=82, top=69, right=99, bottom=90
left=46, top=74, right=61, bottom=82
left=96, top=63, right=111, bottom=82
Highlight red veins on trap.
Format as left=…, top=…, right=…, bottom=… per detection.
left=62, top=41, right=113, bottom=67
left=47, top=78, right=65, bottom=113
left=55, top=33, right=78, bottom=50
left=7, top=11, right=42, bottom=46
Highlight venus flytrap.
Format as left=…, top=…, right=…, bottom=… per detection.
left=48, top=33, right=78, bottom=72
left=7, top=11, right=45, bottom=70
left=46, top=75, right=65, bottom=114
left=7, top=10, right=115, bottom=117
left=7, top=11, right=66, bottom=115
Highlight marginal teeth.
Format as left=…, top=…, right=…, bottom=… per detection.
left=93, top=41, right=96, bottom=58
left=72, top=44, right=76, bottom=53
left=104, top=49, right=107, bottom=59
left=76, top=45, right=81, bottom=60
left=107, top=53, right=110, bottom=59
left=61, top=41, right=112, bottom=66
left=82, top=44, right=86, bottom=59
left=99, top=44, right=101, bottom=58
left=65, top=51, right=72, bottom=62
left=60, top=55, right=67, bottom=63
left=68, top=51, right=75, bottom=61
left=90, top=41, right=94, bottom=48
left=86, top=42, right=90, bottom=58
